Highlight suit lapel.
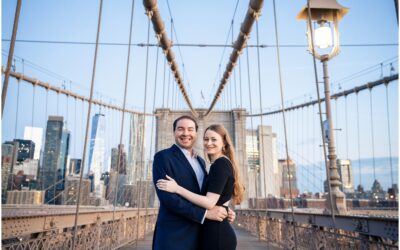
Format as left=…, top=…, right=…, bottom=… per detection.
left=197, top=156, right=208, bottom=192
left=171, top=145, right=198, bottom=183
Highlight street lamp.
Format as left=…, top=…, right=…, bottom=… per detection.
left=297, top=0, right=349, bottom=215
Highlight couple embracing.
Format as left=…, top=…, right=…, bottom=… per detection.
left=152, top=115, right=244, bottom=250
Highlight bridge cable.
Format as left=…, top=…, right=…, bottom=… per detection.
left=368, top=89, right=377, bottom=181
left=246, top=74, right=398, bottom=117
left=74, top=96, right=77, bottom=157
left=238, top=57, right=243, bottom=108
left=207, top=0, right=239, bottom=108
left=255, top=21, right=268, bottom=203
left=355, top=93, right=362, bottom=190
left=306, top=2, right=340, bottom=248
left=41, top=89, right=49, bottom=190
left=166, top=0, right=195, bottom=105
left=204, top=0, right=264, bottom=117
left=2, top=0, right=21, bottom=117
left=110, top=0, right=136, bottom=248
left=245, top=47, right=259, bottom=204
left=144, top=45, right=160, bottom=237
left=3, top=68, right=155, bottom=116
left=14, top=75, right=21, bottom=140
left=272, top=1, right=298, bottom=247
left=384, top=83, right=394, bottom=186
left=135, top=12, right=152, bottom=248
left=72, top=0, right=103, bottom=248
left=162, top=56, right=166, bottom=108
left=232, top=18, right=238, bottom=108
left=345, top=96, right=349, bottom=159
left=31, top=82, right=36, bottom=134
left=143, top=0, right=197, bottom=117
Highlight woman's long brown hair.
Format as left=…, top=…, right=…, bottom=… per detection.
left=204, top=124, right=244, bottom=205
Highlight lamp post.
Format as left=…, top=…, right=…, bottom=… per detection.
left=297, top=0, right=349, bottom=214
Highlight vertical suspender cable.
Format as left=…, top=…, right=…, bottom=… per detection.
left=239, top=58, right=243, bottom=108
left=111, top=1, right=135, bottom=248
left=271, top=1, right=298, bottom=248
left=42, top=89, right=49, bottom=190
left=246, top=47, right=258, bottom=204
left=74, top=98, right=77, bottom=157
left=345, top=96, right=349, bottom=159
left=2, top=0, right=22, bottom=117
left=162, top=57, right=166, bottom=108
left=14, top=79, right=20, bottom=139
left=232, top=19, right=238, bottom=108
left=72, top=0, right=103, bottom=248
left=31, top=85, right=36, bottom=130
left=255, top=21, right=268, bottom=202
left=368, top=89, right=376, bottom=181
left=144, top=46, right=160, bottom=235
left=384, top=83, right=394, bottom=186
left=135, top=14, right=151, bottom=248
left=356, top=93, right=362, bottom=189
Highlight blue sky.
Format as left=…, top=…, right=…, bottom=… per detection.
left=2, top=0, right=398, bottom=193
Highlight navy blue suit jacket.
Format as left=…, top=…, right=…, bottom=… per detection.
left=152, top=144, right=208, bottom=250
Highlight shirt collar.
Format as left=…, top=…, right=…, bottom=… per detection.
left=175, top=144, right=198, bottom=158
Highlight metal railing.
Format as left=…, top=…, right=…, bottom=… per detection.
left=235, top=209, right=398, bottom=249
left=2, top=205, right=158, bottom=250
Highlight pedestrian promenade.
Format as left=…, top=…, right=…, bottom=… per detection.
left=120, top=225, right=273, bottom=249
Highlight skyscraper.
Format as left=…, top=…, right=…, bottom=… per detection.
left=40, top=116, right=70, bottom=204
left=127, top=114, right=145, bottom=184
left=247, top=125, right=280, bottom=198
left=88, top=113, right=106, bottom=198
left=23, top=126, right=43, bottom=160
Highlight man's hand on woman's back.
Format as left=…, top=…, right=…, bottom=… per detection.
left=206, top=206, right=227, bottom=222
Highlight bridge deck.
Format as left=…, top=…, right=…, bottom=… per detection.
left=120, top=226, right=273, bottom=250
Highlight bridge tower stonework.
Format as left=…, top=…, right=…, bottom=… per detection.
left=155, top=108, right=249, bottom=208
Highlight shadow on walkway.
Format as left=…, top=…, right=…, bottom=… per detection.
left=120, top=225, right=275, bottom=249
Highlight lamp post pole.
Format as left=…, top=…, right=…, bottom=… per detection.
left=321, top=56, right=346, bottom=213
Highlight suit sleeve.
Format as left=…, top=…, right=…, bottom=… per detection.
left=153, top=151, right=206, bottom=223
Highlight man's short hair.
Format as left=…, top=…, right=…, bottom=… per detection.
left=173, top=115, right=199, bottom=131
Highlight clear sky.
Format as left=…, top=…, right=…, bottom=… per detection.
left=2, top=0, right=398, bottom=193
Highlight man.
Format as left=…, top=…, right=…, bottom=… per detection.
left=152, top=115, right=235, bottom=250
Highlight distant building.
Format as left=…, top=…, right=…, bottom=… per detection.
left=6, top=190, right=44, bottom=205
left=40, top=116, right=70, bottom=204
left=337, top=159, right=354, bottom=193
left=106, top=170, right=127, bottom=205
left=1, top=143, right=18, bottom=202
left=279, top=159, right=299, bottom=198
left=127, top=114, right=145, bottom=184
left=88, top=113, right=106, bottom=198
left=247, top=129, right=260, bottom=198
left=24, top=126, right=43, bottom=160
left=123, top=180, right=155, bottom=208
left=13, top=139, right=35, bottom=162
left=111, top=144, right=127, bottom=175
left=13, top=159, right=39, bottom=180
left=69, top=159, right=82, bottom=175
left=246, top=125, right=280, bottom=198
left=64, top=176, right=91, bottom=205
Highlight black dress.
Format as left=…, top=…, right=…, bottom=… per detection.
left=202, top=157, right=237, bottom=250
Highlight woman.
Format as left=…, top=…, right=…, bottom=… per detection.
left=157, top=124, right=244, bottom=250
